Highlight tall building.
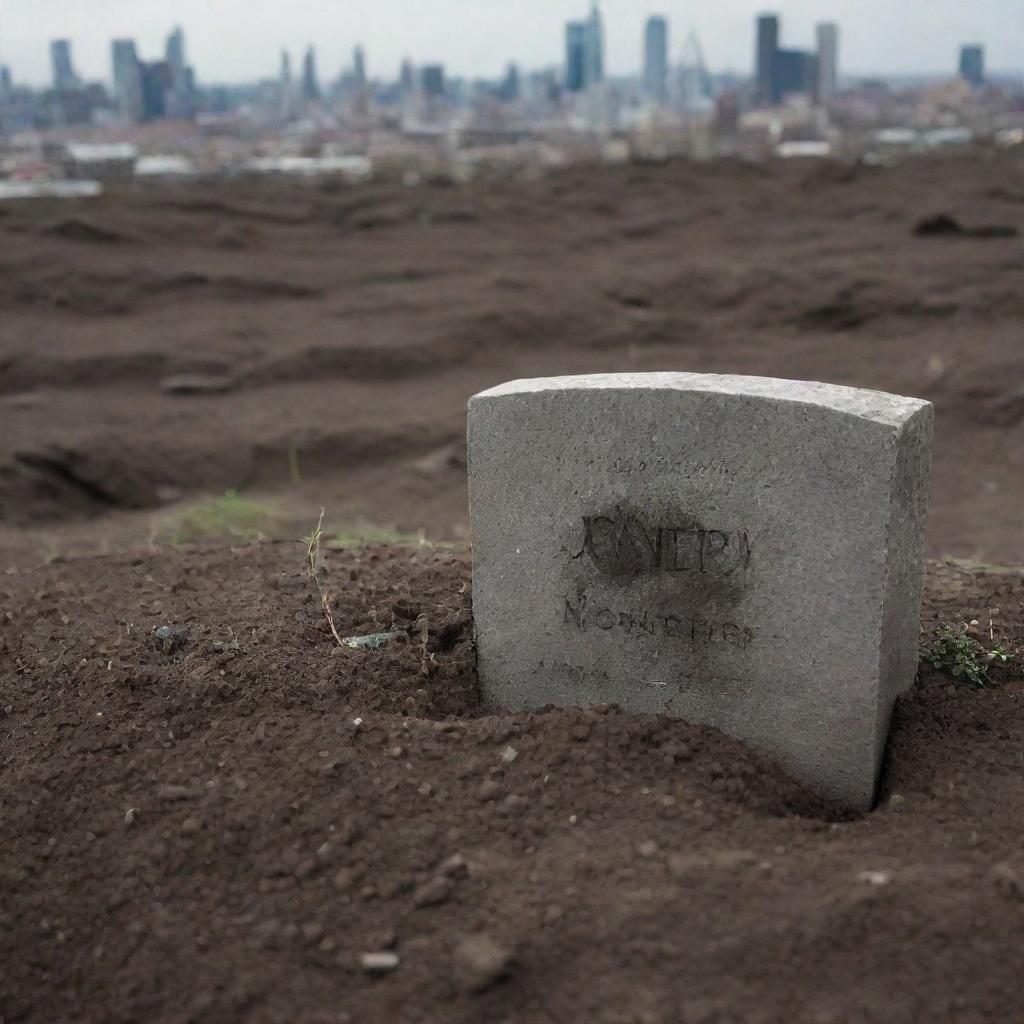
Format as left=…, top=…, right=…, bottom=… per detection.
left=643, top=16, right=669, bottom=102
left=111, top=39, right=143, bottom=121
left=353, top=45, right=367, bottom=85
left=775, top=48, right=817, bottom=99
left=400, top=58, right=416, bottom=95
left=279, top=50, right=296, bottom=116
left=566, top=4, right=604, bottom=94
left=584, top=3, right=605, bottom=88
left=756, top=14, right=779, bottom=105
left=500, top=62, right=521, bottom=102
left=140, top=60, right=172, bottom=121
left=420, top=64, right=445, bottom=97
left=815, top=23, right=838, bottom=104
left=959, top=45, right=985, bottom=87
left=164, top=26, right=194, bottom=117
left=565, top=22, right=587, bottom=92
left=678, top=30, right=712, bottom=109
left=166, top=26, right=186, bottom=80
left=301, top=46, right=321, bottom=102
left=50, top=39, right=79, bottom=91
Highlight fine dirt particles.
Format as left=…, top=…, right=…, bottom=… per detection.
left=2, top=151, right=1024, bottom=1022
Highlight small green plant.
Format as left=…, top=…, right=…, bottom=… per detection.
left=920, top=622, right=1013, bottom=687
left=327, top=525, right=432, bottom=551
left=162, top=490, right=274, bottom=545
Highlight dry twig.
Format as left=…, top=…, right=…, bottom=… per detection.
left=304, top=508, right=346, bottom=648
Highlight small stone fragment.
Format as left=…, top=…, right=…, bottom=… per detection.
left=638, top=840, right=659, bottom=858
left=157, top=784, right=201, bottom=801
left=477, top=779, right=502, bottom=802
left=438, top=853, right=469, bottom=879
left=333, top=867, right=358, bottom=892
left=570, top=721, right=591, bottom=742
left=991, top=862, right=1024, bottom=902
left=413, top=876, right=454, bottom=908
left=160, top=374, right=235, bottom=396
left=858, top=870, right=892, bottom=886
left=360, top=951, right=400, bottom=975
left=452, top=934, right=514, bottom=994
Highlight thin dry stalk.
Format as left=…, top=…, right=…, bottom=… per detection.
left=305, top=508, right=345, bottom=649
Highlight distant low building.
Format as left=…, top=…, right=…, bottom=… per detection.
left=135, top=155, right=198, bottom=177
left=63, top=142, right=138, bottom=180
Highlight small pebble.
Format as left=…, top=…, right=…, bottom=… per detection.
left=858, top=870, right=892, bottom=886
left=360, top=951, right=400, bottom=975
left=452, top=934, right=514, bottom=994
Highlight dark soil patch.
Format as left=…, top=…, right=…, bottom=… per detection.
left=2, top=543, right=1023, bottom=1023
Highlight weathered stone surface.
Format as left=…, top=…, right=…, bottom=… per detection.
left=468, top=373, right=933, bottom=809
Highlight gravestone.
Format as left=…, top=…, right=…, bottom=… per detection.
left=468, top=373, right=933, bottom=809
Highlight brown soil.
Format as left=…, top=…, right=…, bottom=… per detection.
left=1, top=543, right=1023, bottom=1023
left=2, top=152, right=1024, bottom=1022
left=0, top=152, right=1022, bottom=562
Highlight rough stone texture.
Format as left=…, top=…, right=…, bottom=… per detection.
left=468, top=373, right=933, bottom=809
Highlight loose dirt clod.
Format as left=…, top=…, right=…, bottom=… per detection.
left=991, top=862, right=1024, bottom=902
left=452, top=934, right=514, bottom=994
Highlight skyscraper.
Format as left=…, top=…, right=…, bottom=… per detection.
left=301, top=46, right=321, bottom=102
left=140, top=60, right=171, bottom=121
left=584, top=3, right=605, bottom=88
left=756, top=14, right=779, bottom=106
left=420, top=64, right=445, bottom=97
left=166, top=26, right=186, bottom=80
left=775, top=48, right=816, bottom=99
left=565, top=22, right=587, bottom=92
left=959, top=45, right=985, bottom=87
left=279, top=50, right=296, bottom=116
left=500, top=62, right=521, bottom=103
left=111, top=39, right=143, bottom=121
left=50, top=39, right=78, bottom=91
left=643, top=16, right=669, bottom=102
left=400, top=58, right=416, bottom=96
left=164, top=26, right=194, bottom=117
left=815, top=23, right=838, bottom=104
left=353, top=46, right=367, bottom=85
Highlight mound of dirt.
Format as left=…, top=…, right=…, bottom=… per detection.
left=2, top=542, right=1023, bottom=1023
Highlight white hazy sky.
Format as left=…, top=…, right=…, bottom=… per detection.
left=1, top=0, right=1021, bottom=86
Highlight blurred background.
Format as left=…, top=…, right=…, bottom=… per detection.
left=1, top=0, right=1021, bottom=565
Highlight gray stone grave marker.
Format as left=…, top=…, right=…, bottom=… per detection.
left=468, top=373, right=933, bottom=809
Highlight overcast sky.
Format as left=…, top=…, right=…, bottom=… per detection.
left=1, top=0, right=1021, bottom=86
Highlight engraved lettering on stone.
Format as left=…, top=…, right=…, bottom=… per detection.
left=564, top=594, right=758, bottom=649
left=575, top=514, right=750, bottom=576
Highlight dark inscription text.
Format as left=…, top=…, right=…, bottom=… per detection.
left=574, top=514, right=750, bottom=577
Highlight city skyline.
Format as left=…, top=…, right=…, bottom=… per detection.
left=1, top=0, right=1022, bottom=87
